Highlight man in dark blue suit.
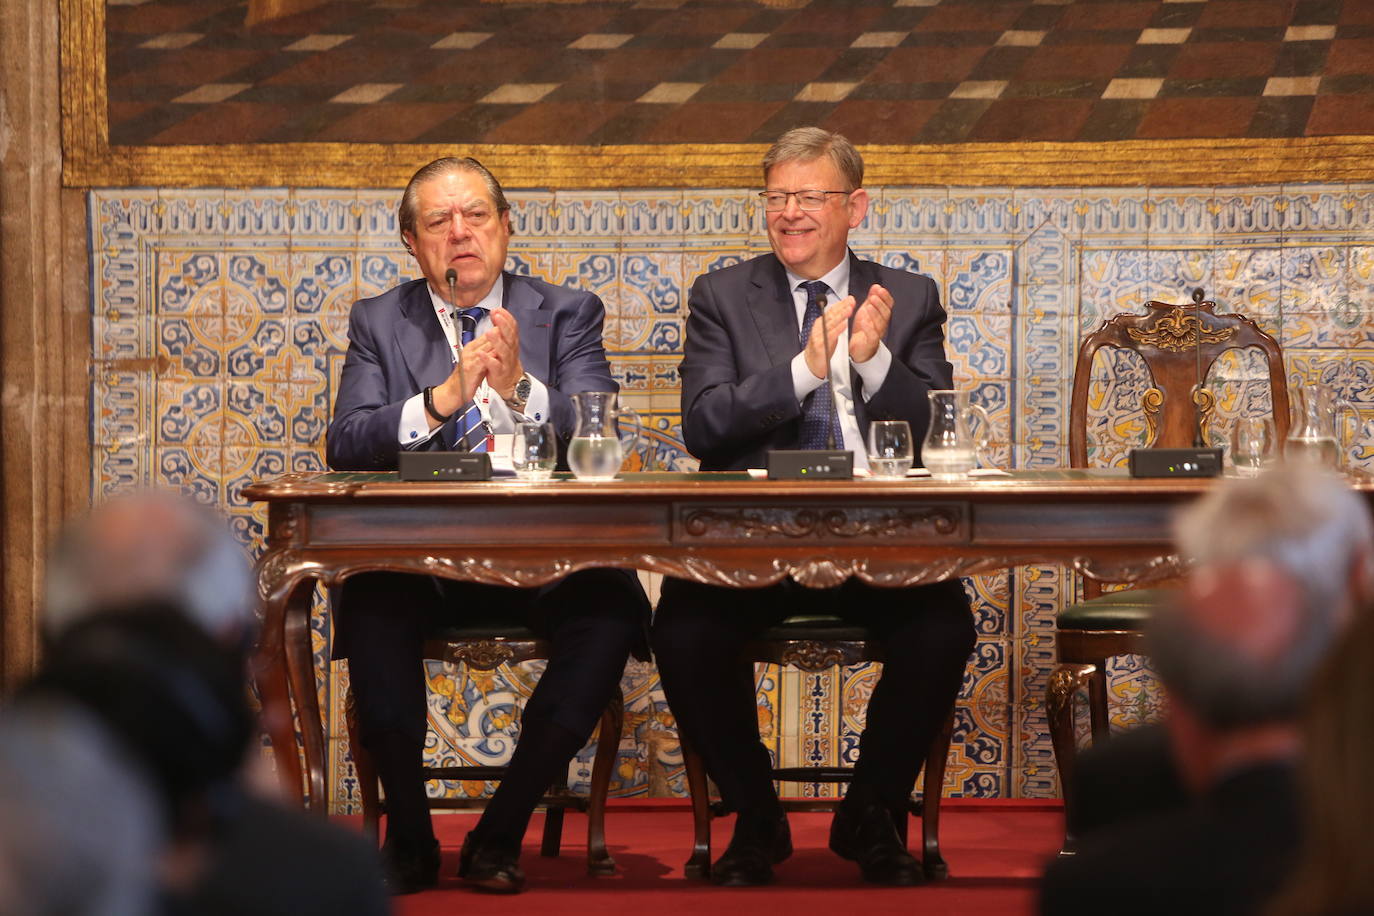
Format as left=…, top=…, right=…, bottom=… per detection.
left=326, top=157, right=646, bottom=895
left=653, top=128, right=977, bottom=887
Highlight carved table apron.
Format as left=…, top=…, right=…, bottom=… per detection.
left=244, top=469, right=1237, bottom=811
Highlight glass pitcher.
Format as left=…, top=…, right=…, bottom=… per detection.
left=1286, top=385, right=1357, bottom=472
left=569, top=391, right=642, bottom=481
left=921, top=390, right=991, bottom=479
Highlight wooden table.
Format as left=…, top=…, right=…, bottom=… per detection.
left=243, top=469, right=1240, bottom=811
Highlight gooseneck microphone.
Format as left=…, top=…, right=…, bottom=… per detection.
left=1192, top=287, right=1206, bottom=449
left=816, top=292, right=840, bottom=451
left=444, top=268, right=473, bottom=452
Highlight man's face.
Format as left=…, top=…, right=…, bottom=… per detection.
left=403, top=169, right=511, bottom=304
left=764, top=156, right=868, bottom=280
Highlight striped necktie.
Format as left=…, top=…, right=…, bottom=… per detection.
left=453, top=306, right=489, bottom=453
left=797, top=280, right=840, bottom=450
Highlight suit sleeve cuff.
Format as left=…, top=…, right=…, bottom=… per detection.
left=851, top=343, right=892, bottom=402
left=399, top=393, right=440, bottom=447
left=791, top=352, right=826, bottom=403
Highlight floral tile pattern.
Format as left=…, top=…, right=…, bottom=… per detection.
left=92, top=181, right=1374, bottom=810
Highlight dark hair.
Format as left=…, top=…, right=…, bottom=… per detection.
left=398, top=156, right=510, bottom=252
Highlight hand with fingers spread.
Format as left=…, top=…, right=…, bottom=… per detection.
left=849, top=283, right=893, bottom=364
left=804, top=295, right=856, bottom=380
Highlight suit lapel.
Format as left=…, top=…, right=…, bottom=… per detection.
left=846, top=249, right=877, bottom=331
left=846, top=251, right=879, bottom=429
left=394, top=279, right=452, bottom=393
left=747, top=254, right=802, bottom=368
left=503, top=273, right=552, bottom=382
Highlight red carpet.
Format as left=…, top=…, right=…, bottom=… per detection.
left=387, top=800, right=1063, bottom=916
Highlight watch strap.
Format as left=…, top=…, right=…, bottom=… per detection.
left=423, top=386, right=454, bottom=423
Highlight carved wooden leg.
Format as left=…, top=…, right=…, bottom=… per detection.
left=284, top=579, right=328, bottom=813
left=921, top=708, right=955, bottom=880
left=252, top=593, right=303, bottom=806
left=1048, top=662, right=1096, bottom=854
left=344, top=682, right=381, bottom=841
left=681, top=737, right=713, bottom=880
left=253, top=558, right=315, bottom=809
left=584, top=686, right=623, bottom=876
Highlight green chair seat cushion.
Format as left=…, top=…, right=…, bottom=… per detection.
left=1057, top=587, right=1169, bottom=631
left=755, top=613, right=870, bottom=642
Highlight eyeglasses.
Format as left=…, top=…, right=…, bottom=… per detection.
left=757, top=190, right=851, bottom=212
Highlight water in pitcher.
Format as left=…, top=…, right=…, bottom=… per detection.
left=1286, top=435, right=1341, bottom=470
left=924, top=446, right=977, bottom=479
left=568, top=435, right=623, bottom=480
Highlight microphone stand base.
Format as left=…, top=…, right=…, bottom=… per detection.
left=399, top=451, right=493, bottom=481
left=1128, top=447, right=1222, bottom=478
left=767, top=449, right=854, bottom=480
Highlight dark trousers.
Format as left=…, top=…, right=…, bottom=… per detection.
left=337, top=568, right=647, bottom=845
left=652, top=577, right=976, bottom=817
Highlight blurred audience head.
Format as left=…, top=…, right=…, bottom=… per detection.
left=0, top=698, right=162, bottom=916
left=1270, top=599, right=1374, bottom=915
left=22, top=604, right=255, bottom=841
left=45, top=490, right=257, bottom=646
left=1153, top=467, right=1374, bottom=732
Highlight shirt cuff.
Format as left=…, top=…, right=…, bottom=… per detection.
left=521, top=375, right=551, bottom=426
left=851, top=343, right=892, bottom=402
left=398, top=393, right=440, bottom=447
left=791, top=352, right=826, bottom=403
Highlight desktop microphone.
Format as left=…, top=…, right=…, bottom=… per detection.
left=766, top=290, right=854, bottom=480
left=399, top=267, right=493, bottom=479
left=1126, top=288, right=1222, bottom=478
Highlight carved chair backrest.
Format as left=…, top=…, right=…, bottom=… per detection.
left=1068, top=299, right=1290, bottom=603
left=1068, top=299, right=1290, bottom=468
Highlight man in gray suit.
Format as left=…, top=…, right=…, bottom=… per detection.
left=653, top=128, right=977, bottom=887
left=327, top=157, right=647, bottom=895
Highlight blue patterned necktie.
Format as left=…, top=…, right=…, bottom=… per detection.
left=453, top=306, right=489, bottom=452
left=797, top=280, right=840, bottom=450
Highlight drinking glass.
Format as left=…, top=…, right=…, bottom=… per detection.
left=511, top=421, right=557, bottom=480
left=1231, top=416, right=1276, bottom=477
left=866, top=420, right=914, bottom=479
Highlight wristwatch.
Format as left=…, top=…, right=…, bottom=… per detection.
left=505, top=373, right=533, bottom=413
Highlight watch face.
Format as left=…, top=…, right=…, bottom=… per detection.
left=515, top=376, right=532, bottom=399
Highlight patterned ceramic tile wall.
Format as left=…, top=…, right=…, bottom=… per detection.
left=91, top=182, right=1374, bottom=810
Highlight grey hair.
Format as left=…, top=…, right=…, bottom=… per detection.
left=45, top=491, right=256, bottom=642
left=397, top=156, right=510, bottom=252
left=0, top=700, right=162, bottom=916
left=1150, top=468, right=1374, bottom=729
left=762, top=127, right=864, bottom=190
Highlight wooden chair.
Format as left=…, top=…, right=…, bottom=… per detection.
left=681, top=613, right=955, bottom=880
left=1048, top=294, right=1289, bottom=842
left=346, top=617, right=624, bottom=875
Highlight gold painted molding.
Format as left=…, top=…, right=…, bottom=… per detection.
left=63, top=0, right=1374, bottom=189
